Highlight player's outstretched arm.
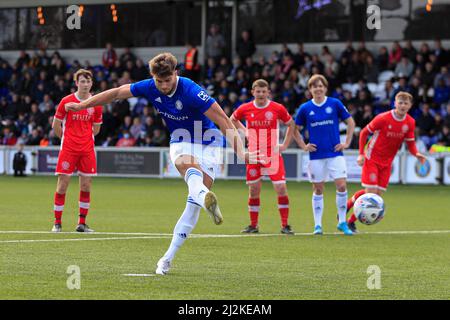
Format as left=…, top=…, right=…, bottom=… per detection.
left=66, top=84, right=133, bottom=111
left=230, top=115, right=247, bottom=142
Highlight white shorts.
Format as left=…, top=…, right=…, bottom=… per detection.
left=169, top=142, right=223, bottom=180
left=307, top=156, right=347, bottom=183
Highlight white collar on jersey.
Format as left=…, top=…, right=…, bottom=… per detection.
left=312, top=96, right=328, bottom=107
left=252, top=99, right=271, bottom=109
left=391, top=109, right=407, bottom=122
left=166, top=76, right=180, bottom=98
left=74, top=92, right=91, bottom=102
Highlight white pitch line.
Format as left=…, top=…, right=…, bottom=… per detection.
left=0, top=230, right=449, bottom=245
left=122, top=274, right=156, bottom=277
left=1, top=230, right=450, bottom=237
left=0, top=236, right=171, bottom=244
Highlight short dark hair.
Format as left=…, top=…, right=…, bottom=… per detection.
left=149, top=53, right=177, bottom=78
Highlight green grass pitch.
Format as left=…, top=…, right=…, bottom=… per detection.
left=0, top=175, right=449, bottom=299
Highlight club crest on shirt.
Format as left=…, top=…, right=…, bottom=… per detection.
left=402, top=124, right=409, bottom=133
left=175, top=100, right=183, bottom=110
left=87, top=108, right=94, bottom=116
left=325, top=107, right=332, bottom=114
left=265, top=111, right=273, bottom=120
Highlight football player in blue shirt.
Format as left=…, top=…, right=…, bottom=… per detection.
left=294, top=75, right=355, bottom=235
left=66, top=52, right=251, bottom=275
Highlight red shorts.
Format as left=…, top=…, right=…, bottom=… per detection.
left=246, top=154, right=286, bottom=184
left=361, top=159, right=392, bottom=191
left=56, top=149, right=97, bottom=176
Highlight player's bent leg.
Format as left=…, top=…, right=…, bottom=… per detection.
left=52, top=174, right=71, bottom=232
left=175, top=155, right=223, bottom=225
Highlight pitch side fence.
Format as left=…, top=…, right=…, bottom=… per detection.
left=0, top=146, right=449, bottom=185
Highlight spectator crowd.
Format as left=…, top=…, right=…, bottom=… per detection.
left=1, top=33, right=450, bottom=150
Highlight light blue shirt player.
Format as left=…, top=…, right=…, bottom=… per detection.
left=295, top=96, right=351, bottom=160
left=130, top=76, right=223, bottom=146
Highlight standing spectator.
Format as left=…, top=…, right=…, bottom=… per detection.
left=119, top=47, right=137, bottom=65
left=377, top=46, right=389, bottom=72
left=183, top=43, right=201, bottom=82
left=389, top=41, right=403, bottom=68
left=363, top=55, right=379, bottom=83
left=434, top=39, right=450, bottom=68
left=236, top=30, right=256, bottom=61
left=403, top=40, right=417, bottom=63
left=13, top=143, right=27, bottom=176
left=205, top=24, right=226, bottom=63
left=102, top=43, right=117, bottom=71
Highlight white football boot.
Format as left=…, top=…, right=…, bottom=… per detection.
left=155, top=258, right=171, bottom=275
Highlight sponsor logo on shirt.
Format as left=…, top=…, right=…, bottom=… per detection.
left=386, top=131, right=405, bottom=139
left=157, top=110, right=189, bottom=121
left=197, top=90, right=210, bottom=102
left=250, top=120, right=272, bottom=127
left=309, top=111, right=315, bottom=116
left=155, top=97, right=162, bottom=103
left=72, top=113, right=93, bottom=121
left=310, top=119, right=334, bottom=127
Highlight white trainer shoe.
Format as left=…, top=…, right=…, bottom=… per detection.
left=155, top=258, right=171, bottom=275
left=204, top=191, right=223, bottom=225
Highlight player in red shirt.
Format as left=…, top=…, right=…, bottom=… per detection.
left=346, top=91, right=426, bottom=232
left=231, top=79, right=296, bottom=234
left=51, top=69, right=103, bottom=233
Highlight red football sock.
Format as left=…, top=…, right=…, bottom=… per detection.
left=78, top=191, right=90, bottom=225
left=347, top=189, right=366, bottom=213
left=248, top=198, right=260, bottom=228
left=54, top=192, right=66, bottom=225
left=278, top=195, right=289, bottom=227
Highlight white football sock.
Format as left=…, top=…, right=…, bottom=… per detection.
left=163, top=198, right=201, bottom=261
left=184, top=168, right=209, bottom=209
left=312, top=193, right=324, bottom=227
left=336, top=190, right=348, bottom=224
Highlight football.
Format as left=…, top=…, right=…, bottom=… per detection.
left=354, top=193, right=386, bottom=225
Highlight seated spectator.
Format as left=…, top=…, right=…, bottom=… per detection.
left=151, top=129, right=167, bottom=147
left=433, top=79, right=450, bottom=105
left=395, top=55, right=414, bottom=78
left=417, top=103, right=437, bottom=148
left=115, top=130, right=136, bottom=147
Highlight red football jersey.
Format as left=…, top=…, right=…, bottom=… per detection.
left=54, top=93, right=103, bottom=153
left=364, top=110, right=415, bottom=165
left=232, top=100, right=292, bottom=157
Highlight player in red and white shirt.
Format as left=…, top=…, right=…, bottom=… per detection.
left=346, top=92, right=426, bottom=232
left=51, top=69, right=103, bottom=233
left=231, top=79, right=296, bottom=234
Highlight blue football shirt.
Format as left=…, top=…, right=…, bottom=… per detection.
left=130, top=76, right=223, bottom=146
left=294, top=96, right=351, bottom=160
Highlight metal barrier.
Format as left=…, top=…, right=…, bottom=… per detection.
left=0, top=145, right=449, bottom=185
